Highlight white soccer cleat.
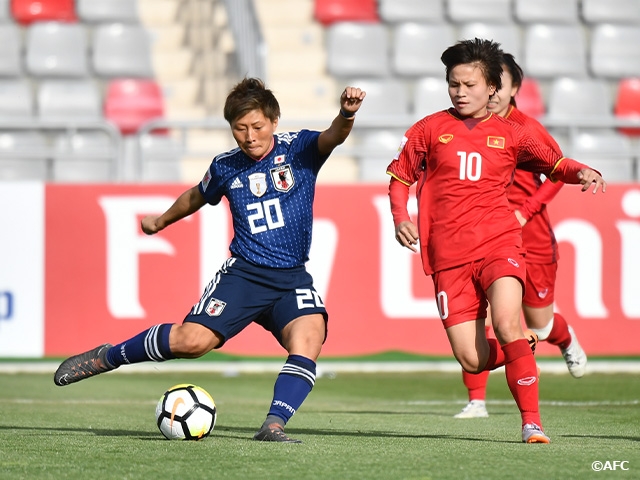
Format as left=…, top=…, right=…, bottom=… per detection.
left=561, top=326, right=587, bottom=378
left=522, top=423, right=550, bottom=443
left=454, top=400, right=489, bottom=418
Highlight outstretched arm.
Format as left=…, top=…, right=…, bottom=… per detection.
left=317, top=86, right=366, bottom=156
left=517, top=178, right=564, bottom=225
left=389, top=177, right=419, bottom=252
left=141, top=185, right=207, bottom=235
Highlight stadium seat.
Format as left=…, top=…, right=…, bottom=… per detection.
left=378, top=0, right=444, bottom=23
left=570, top=130, right=635, bottom=182
left=313, top=0, right=378, bottom=26
left=413, top=77, right=451, bottom=119
left=514, top=78, right=545, bottom=118
left=590, top=25, right=640, bottom=79
left=76, top=0, right=139, bottom=24
left=0, top=0, right=9, bottom=21
left=347, top=78, right=410, bottom=118
left=458, top=23, right=522, bottom=60
left=10, top=0, right=76, bottom=25
left=446, top=0, right=512, bottom=23
left=513, top=0, right=579, bottom=23
left=392, top=23, right=455, bottom=77
left=104, top=78, right=165, bottom=135
left=326, top=22, right=389, bottom=78
left=0, top=79, right=34, bottom=120
left=523, top=24, right=587, bottom=78
left=25, top=22, right=88, bottom=78
left=0, top=24, right=22, bottom=77
left=92, top=23, right=154, bottom=78
left=581, top=0, right=640, bottom=24
left=357, top=129, right=405, bottom=182
left=138, top=134, right=184, bottom=182
left=37, top=80, right=101, bottom=121
left=52, top=131, right=117, bottom=182
left=614, top=78, right=640, bottom=136
left=0, top=131, right=49, bottom=180
left=547, top=77, right=613, bottom=120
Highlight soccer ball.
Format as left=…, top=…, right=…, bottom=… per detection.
left=155, top=384, right=217, bottom=440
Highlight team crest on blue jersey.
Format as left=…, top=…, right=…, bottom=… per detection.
left=270, top=165, right=295, bottom=192
left=205, top=298, right=226, bottom=316
left=249, top=172, right=267, bottom=197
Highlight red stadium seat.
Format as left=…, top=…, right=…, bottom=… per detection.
left=314, top=0, right=378, bottom=25
left=614, top=78, right=640, bottom=136
left=104, top=79, right=165, bottom=135
left=515, top=78, right=545, bottom=118
left=11, top=0, right=76, bottom=25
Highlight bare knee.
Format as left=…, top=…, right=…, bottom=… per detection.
left=459, top=357, right=484, bottom=374
left=169, top=323, right=221, bottom=358
left=454, top=349, right=486, bottom=373
left=281, top=314, right=326, bottom=361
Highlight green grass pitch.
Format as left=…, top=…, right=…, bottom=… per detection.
left=0, top=369, right=638, bottom=479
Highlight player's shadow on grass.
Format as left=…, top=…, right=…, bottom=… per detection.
left=214, top=425, right=516, bottom=443
left=0, top=425, right=160, bottom=439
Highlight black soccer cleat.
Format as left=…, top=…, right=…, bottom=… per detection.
left=253, top=423, right=302, bottom=443
left=53, top=343, right=116, bottom=386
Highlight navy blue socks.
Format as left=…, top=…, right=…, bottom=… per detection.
left=265, top=354, right=317, bottom=426
left=106, top=323, right=176, bottom=367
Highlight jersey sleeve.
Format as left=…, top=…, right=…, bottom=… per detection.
left=389, top=177, right=411, bottom=227
left=295, top=129, right=325, bottom=174
left=513, top=124, right=591, bottom=183
left=519, top=178, right=564, bottom=221
left=386, top=119, right=429, bottom=186
left=198, top=162, right=223, bottom=205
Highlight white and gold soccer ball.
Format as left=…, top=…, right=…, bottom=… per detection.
left=155, top=384, right=217, bottom=440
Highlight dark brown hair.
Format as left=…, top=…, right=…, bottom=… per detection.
left=223, top=78, right=281, bottom=124
left=440, top=38, right=504, bottom=91
left=501, top=53, right=525, bottom=107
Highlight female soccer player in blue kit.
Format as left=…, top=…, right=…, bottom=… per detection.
left=54, top=78, right=366, bottom=443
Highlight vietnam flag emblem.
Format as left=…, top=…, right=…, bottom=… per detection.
left=487, top=136, right=505, bottom=149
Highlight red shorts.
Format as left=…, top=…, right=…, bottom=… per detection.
left=522, top=262, right=557, bottom=308
left=431, top=248, right=526, bottom=329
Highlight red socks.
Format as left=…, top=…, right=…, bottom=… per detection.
left=462, top=326, right=493, bottom=401
left=545, top=313, right=572, bottom=349
left=503, top=338, right=541, bottom=427
left=462, top=369, right=490, bottom=401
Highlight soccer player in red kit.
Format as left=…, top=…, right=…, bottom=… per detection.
left=454, top=53, right=588, bottom=420
left=386, top=39, right=606, bottom=443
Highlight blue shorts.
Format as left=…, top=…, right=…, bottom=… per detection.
left=184, top=257, right=328, bottom=347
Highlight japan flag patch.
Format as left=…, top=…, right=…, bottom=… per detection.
left=206, top=298, right=226, bottom=316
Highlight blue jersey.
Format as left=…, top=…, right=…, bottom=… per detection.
left=199, top=130, right=328, bottom=268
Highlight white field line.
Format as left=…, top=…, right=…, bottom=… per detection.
left=1, top=398, right=638, bottom=408
left=0, top=360, right=639, bottom=374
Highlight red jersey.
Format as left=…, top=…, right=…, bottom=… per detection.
left=387, top=108, right=589, bottom=275
left=505, top=106, right=563, bottom=264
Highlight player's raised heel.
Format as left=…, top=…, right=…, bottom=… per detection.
left=253, top=423, right=302, bottom=443
left=562, top=326, right=587, bottom=378
left=522, top=423, right=550, bottom=443
left=53, top=343, right=116, bottom=386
